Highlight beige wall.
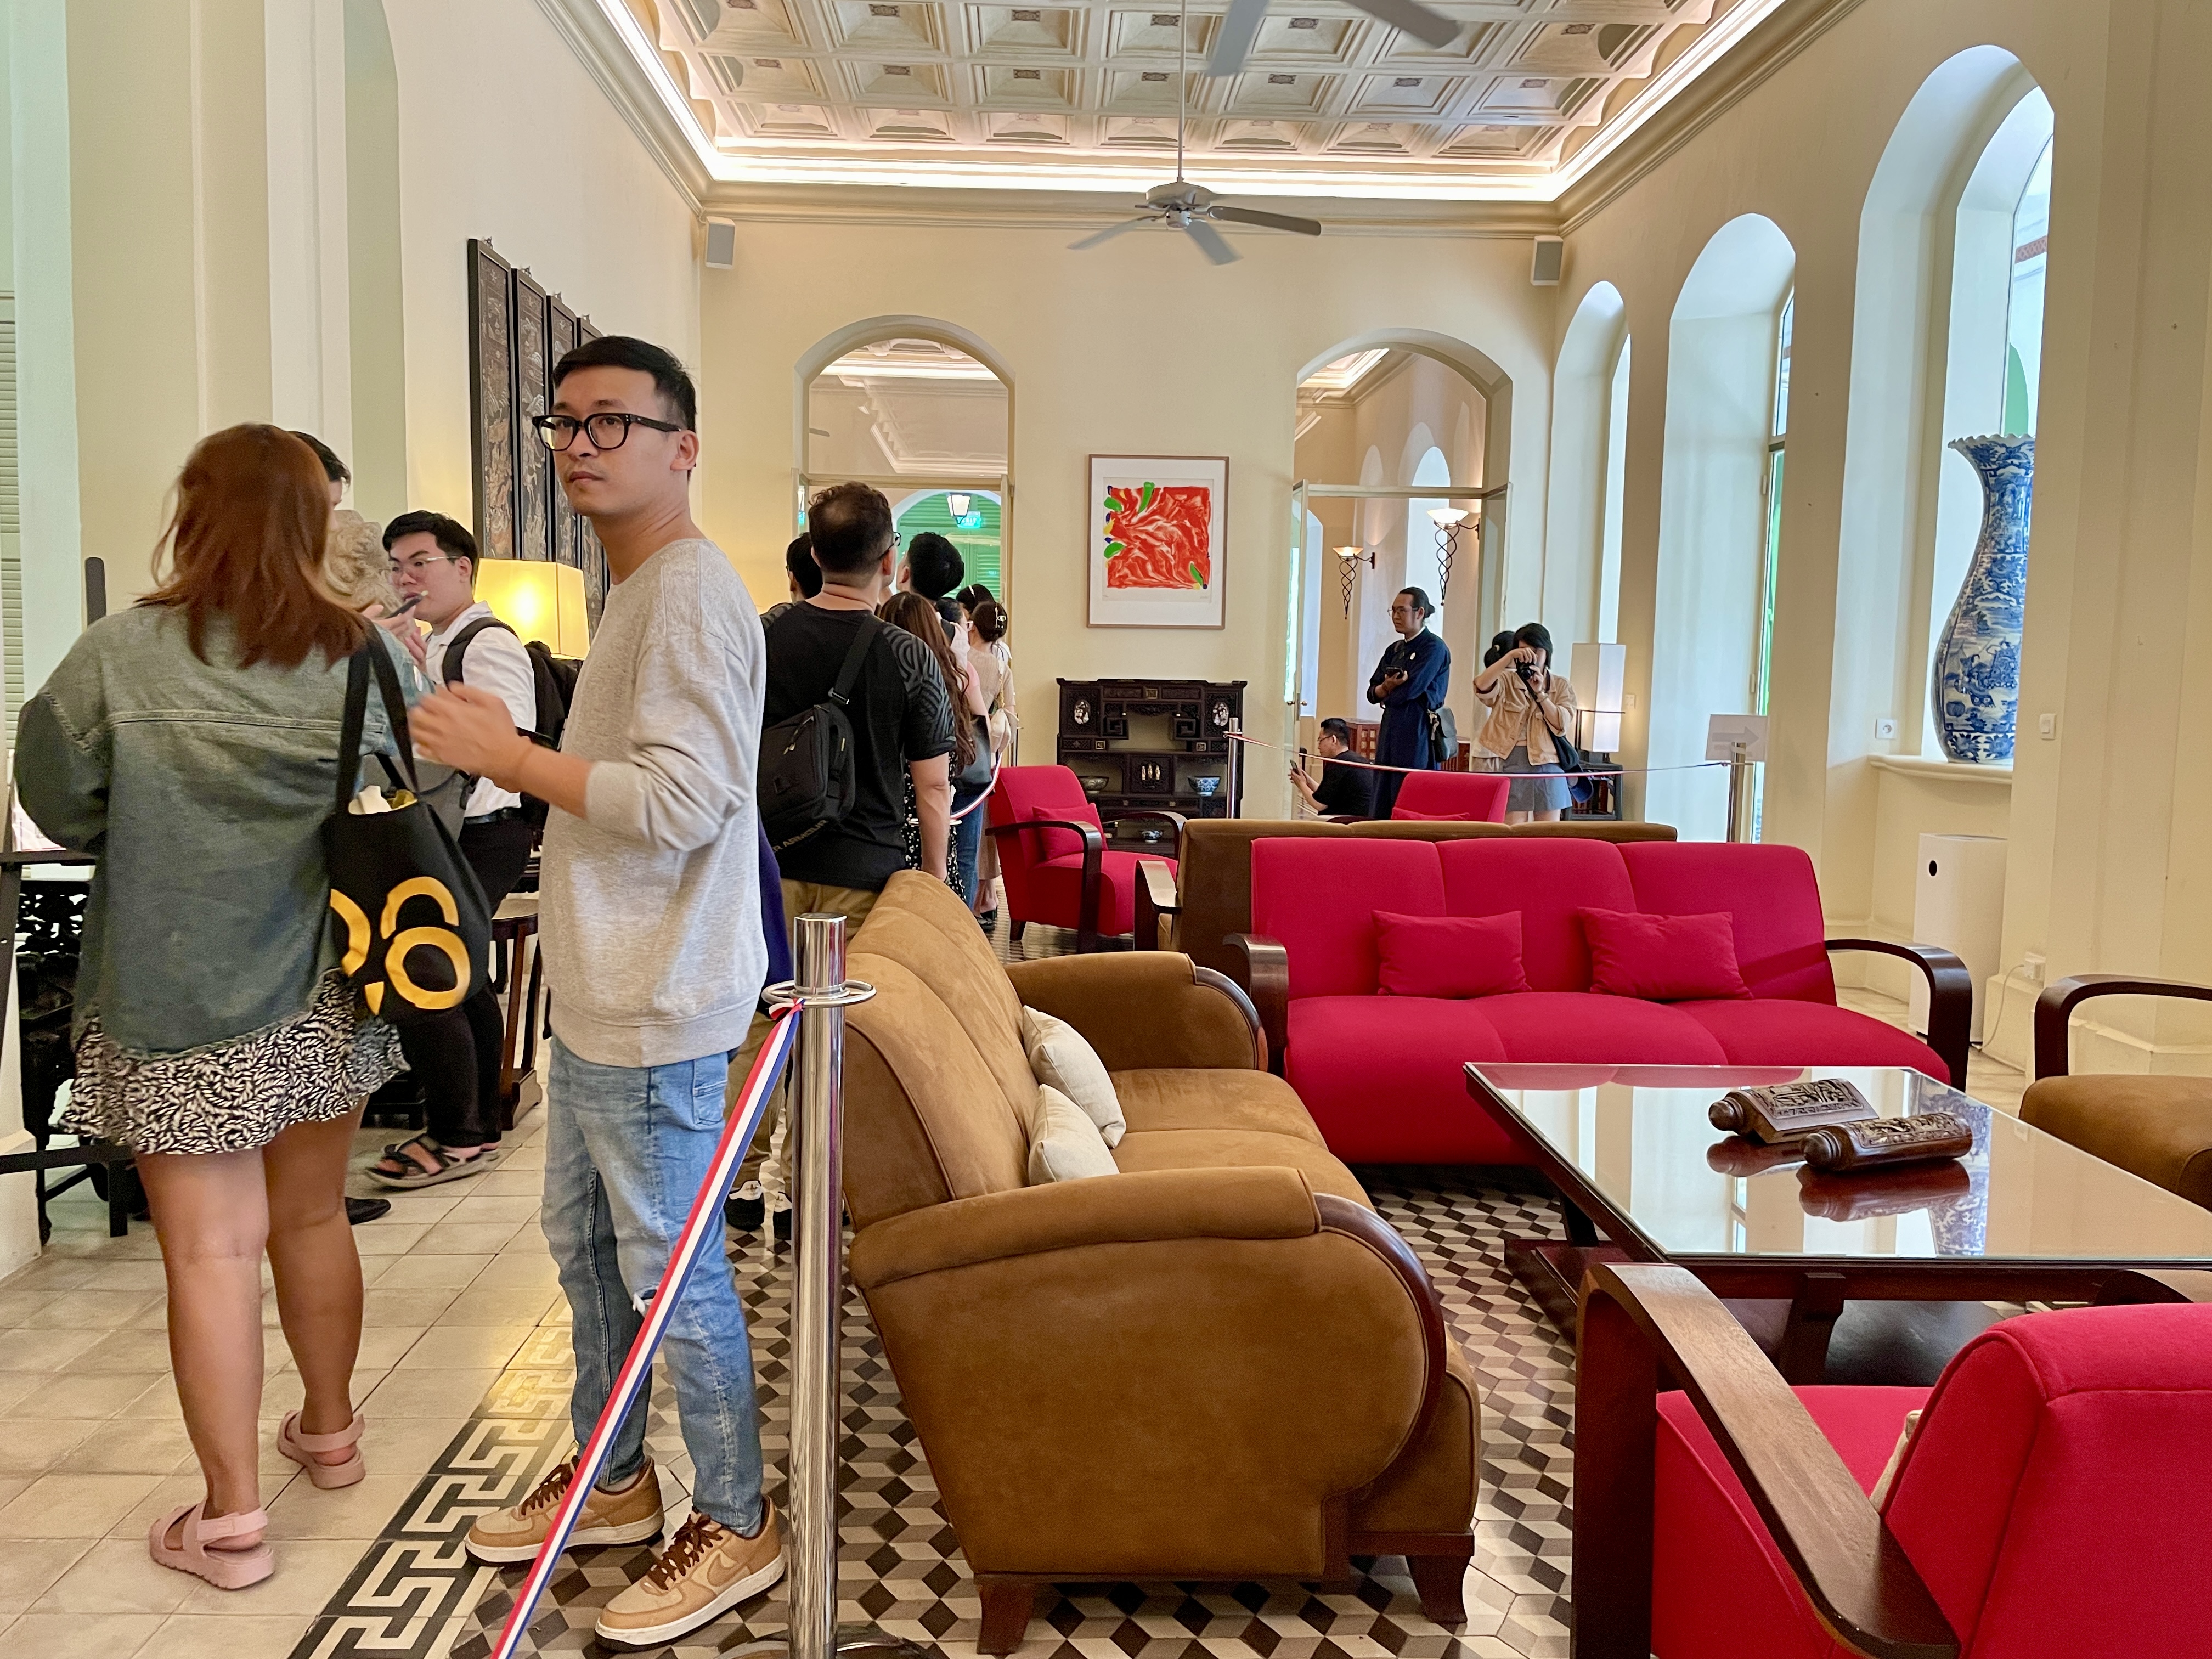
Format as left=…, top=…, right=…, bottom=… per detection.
left=695, top=222, right=1552, bottom=819
left=1561, top=0, right=2212, bottom=1071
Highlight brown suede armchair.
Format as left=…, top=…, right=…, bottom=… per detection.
left=2023, top=975, right=2212, bottom=1209
left=839, top=872, right=1481, bottom=1652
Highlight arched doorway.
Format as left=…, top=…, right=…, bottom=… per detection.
left=795, top=318, right=1014, bottom=603
left=1290, top=336, right=1507, bottom=751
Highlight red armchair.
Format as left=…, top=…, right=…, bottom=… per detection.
left=1575, top=1261, right=2212, bottom=1659
left=985, top=765, right=1181, bottom=953
left=1391, top=770, right=1510, bottom=821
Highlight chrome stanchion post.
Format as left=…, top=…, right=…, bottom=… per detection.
left=777, top=915, right=917, bottom=1659
left=1227, top=718, right=1242, bottom=819
left=1724, top=741, right=1752, bottom=843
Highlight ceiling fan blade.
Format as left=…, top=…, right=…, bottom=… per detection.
left=1184, top=217, right=1240, bottom=265
left=1212, top=204, right=1323, bottom=237
left=1068, top=216, right=1156, bottom=252
left=1348, top=0, right=1460, bottom=50
left=1206, top=0, right=1269, bottom=76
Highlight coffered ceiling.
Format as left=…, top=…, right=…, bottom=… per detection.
left=579, top=0, right=1791, bottom=199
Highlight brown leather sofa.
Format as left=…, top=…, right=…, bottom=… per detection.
left=2023, top=975, right=2212, bottom=1209
left=839, top=872, right=1481, bottom=1651
left=1138, top=814, right=1680, bottom=976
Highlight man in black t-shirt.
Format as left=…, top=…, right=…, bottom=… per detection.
left=733, top=483, right=955, bottom=1238
left=766, top=483, right=955, bottom=906
left=1290, top=717, right=1376, bottom=819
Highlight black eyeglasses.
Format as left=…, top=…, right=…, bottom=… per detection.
left=532, top=411, right=682, bottom=452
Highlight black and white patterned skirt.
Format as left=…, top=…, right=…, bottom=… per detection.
left=63, top=970, right=406, bottom=1156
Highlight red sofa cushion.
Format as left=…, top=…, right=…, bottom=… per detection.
left=1884, top=1304, right=2212, bottom=1658
left=1463, top=991, right=1730, bottom=1066
left=1022, top=801, right=1102, bottom=862
left=1622, top=842, right=1837, bottom=1003
left=1029, top=849, right=1166, bottom=938
left=1674, top=998, right=1950, bottom=1080
left=1252, top=838, right=1444, bottom=999
left=1581, top=909, right=1753, bottom=1001
left=1374, top=911, right=1530, bottom=997
left=1393, top=770, right=1510, bottom=821
left=1435, top=837, right=1636, bottom=991
left=1654, top=1386, right=1926, bottom=1659
left=1284, top=995, right=1517, bottom=1163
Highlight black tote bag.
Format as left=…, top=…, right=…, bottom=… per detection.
left=323, top=638, right=492, bottom=1026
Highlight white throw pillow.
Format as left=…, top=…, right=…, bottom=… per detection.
left=1026, top=1084, right=1120, bottom=1185
left=1020, top=1007, right=1126, bottom=1147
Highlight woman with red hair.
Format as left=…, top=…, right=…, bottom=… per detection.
left=15, top=425, right=413, bottom=1591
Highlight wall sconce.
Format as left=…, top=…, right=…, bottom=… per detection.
left=1569, top=641, right=1627, bottom=752
left=1335, top=545, right=1375, bottom=617
left=1427, top=507, right=1470, bottom=602
left=945, top=492, right=972, bottom=519
left=476, top=558, right=592, bottom=658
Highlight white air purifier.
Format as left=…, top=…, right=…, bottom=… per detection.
left=1910, top=833, right=2007, bottom=1043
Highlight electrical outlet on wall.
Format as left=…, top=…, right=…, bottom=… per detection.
left=2024, top=952, right=2046, bottom=983
left=1875, top=716, right=1899, bottom=741
left=2039, top=713, right=2057, bottom=738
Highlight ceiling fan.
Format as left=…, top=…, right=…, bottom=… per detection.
left=1209, top=0, right=1461, bottom=78
left=1066, top=0, right=1324, bottom=265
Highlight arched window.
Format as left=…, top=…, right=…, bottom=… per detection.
left=1545, top=281, right=1630, bottom=646
left=1406, top=443, right=1451, bottom=635
left=1649, top=214, right=1796, bottom=843
left=891, top=488, right=1003, bottom=597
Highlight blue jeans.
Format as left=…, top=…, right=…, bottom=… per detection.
left=543, top=1037, right=765, bottom=1533
left=951, top=781, right=989, bottom=904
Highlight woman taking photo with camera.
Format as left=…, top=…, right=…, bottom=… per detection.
left=1474, top=621, right=1579, bottom=823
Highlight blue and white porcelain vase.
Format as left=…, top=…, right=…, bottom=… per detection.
left=1933, top=434, right=2033, bottom=763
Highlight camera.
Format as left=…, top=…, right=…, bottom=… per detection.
left=1515, top=656, right=1540, bottom=686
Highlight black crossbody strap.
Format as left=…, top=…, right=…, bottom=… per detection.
left=827, top=614, right=880, bottom=708
left=336, top=637, right=423, bottom=814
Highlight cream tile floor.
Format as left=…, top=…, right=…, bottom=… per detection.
left=0, top=991, right=2027, bottom=1657
left=0, top=1105, right=559, bottom=1659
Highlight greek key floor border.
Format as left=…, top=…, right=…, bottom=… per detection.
left=290, top=1170, right=1577, bottom=1659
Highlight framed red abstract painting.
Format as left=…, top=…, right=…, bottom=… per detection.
left=1086, top=454, right=1228, bottom=628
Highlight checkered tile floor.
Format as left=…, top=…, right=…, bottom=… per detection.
left=295, top=1167, right=1576, bottom=1659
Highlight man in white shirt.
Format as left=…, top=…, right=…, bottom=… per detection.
left=366, top=511, right=540, bottom=1189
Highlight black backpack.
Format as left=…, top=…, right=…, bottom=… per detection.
left=445, top=617, right=582, bottom=830
left=759, top=611, right=880, bottom=853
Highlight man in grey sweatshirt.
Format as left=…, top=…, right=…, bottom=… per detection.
left=413, top=336, right=783, bottom=1650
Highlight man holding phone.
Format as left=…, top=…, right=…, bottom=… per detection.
left=365, top=512, right=537, bottom=1189
left=1289, top=718, right=1375, bottom=819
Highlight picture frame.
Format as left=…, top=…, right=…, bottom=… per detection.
left=466, top=239, right=516, bottom=562
left=1086, top=454, right=1228, bottom=628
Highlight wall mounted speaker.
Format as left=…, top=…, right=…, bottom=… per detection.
left=704, top=219, right=737, bottom=269
left=1530, top=236, right=1564, bottom=286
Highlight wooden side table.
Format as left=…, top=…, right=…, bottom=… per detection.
left=492, top=893, right=544, bottom=1130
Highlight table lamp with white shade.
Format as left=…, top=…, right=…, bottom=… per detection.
left=474, top=559, right=591, bottom=658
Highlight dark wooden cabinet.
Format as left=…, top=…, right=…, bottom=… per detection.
left=1057, top=678, right=1245, bottom=827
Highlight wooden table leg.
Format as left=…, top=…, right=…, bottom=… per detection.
left=1776, top=1271, right=1848, bottom=1383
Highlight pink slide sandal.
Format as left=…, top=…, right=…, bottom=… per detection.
left=279, top=1408, right=366, bottom=1488
left=148, top=1502, right=273, bottom=1590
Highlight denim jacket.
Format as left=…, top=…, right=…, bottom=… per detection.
left=14, top=607, right=410, bottom=1054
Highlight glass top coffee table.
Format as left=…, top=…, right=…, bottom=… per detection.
left=1465, top=1063, right=2212, bottom=1380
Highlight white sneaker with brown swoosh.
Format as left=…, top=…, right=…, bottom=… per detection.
left=595, top=1500, right=786, bottom=1648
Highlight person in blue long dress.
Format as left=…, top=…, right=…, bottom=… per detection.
left=1365, top=586, right=1451, bottom=818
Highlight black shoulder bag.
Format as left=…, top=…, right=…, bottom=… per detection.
left=324, top=638, right=493, bottom=1025
left=759, top=612, right=882, bottom=852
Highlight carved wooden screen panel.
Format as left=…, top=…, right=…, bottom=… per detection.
left=511, top=268, right=554, bottom=563
left=466, top=240, right=516, bottom=561
left=571, top=315, right=610, bottom=630
left=547, top=298, right=580, bottom=573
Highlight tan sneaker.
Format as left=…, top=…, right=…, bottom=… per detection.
left=594, top=1501, right=785, bottom=1648
left=465, top=1454, right=664, bottom=1564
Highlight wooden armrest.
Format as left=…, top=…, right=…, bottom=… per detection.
left=1224, top=932, right=1289, bottom=1074
left=1826, top=938, right=1972, bottom=1087
left=1575, top=1261, right=1956, bottom=1659
left=2092, top=1267, right=2212, bottom=1305
left=2033, top=974, right=2212, bottom=1080
left=1133, top=856, right=1180, bottom=951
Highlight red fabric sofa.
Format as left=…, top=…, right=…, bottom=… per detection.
left=985, top=765, right=1180, bottom=952
left=1576, top=1262, right=2212, bottom=1659
left=1230, top=838, right=1968, bottom=1164
left=1391, top=770, right=1509, bottom=821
